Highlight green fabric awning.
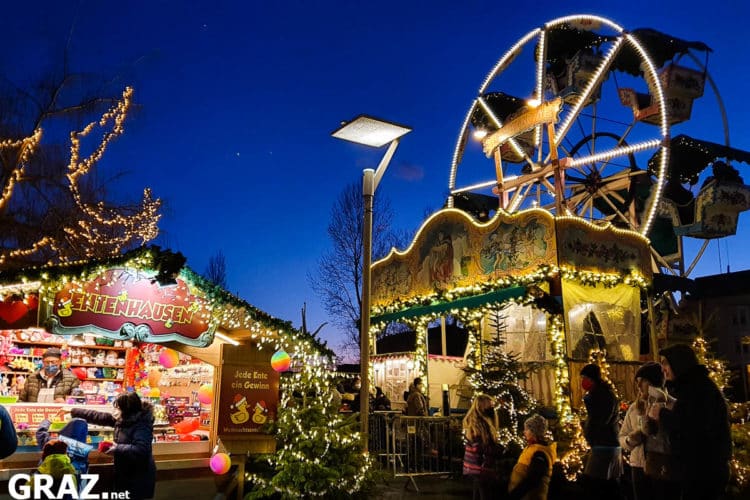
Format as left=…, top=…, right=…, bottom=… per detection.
left=370, top=285, right=527, bottom=325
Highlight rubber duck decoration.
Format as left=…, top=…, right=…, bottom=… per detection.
left=57, top=299, right=72, bottom=317
left=252, top=400, right=268, bottom=425
left=229, top=394, right=250, bottom=425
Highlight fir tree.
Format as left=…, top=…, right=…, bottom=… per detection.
left=246, top=356, right=373, bottom=499
left=692, top=336, right=731, bottom=392
left=463, top=304, right=537, bottom=443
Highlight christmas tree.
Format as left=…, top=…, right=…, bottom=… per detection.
left=463, top=304, right=537, bottom=445
left=246, top=355, right=374, bottom=499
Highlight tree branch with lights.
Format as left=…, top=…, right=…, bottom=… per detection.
left=0, top=71, right=161, bottom=270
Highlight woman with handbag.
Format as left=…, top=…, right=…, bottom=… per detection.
left=463, top=394, right=504, bottom=499
left=641, top=363, right=680, bottom=500
left=619, top=362, right=679, bottom=500
left=619, top=363, right=653, bottom=500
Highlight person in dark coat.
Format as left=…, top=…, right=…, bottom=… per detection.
left=372, top=386, right=391, bottom=411
left=71, top=392, right=156, bottom=499
left=579, top=363, right=623, bottom=499
left=649, top=344, right=731, bottom=500
left=0, top=403, right=17, bottom=459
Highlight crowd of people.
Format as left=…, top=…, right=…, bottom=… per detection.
left=462, top=343, right=733, bottom=500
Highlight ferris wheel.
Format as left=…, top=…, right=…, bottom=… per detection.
left=447, top=14, right=750, bottom=279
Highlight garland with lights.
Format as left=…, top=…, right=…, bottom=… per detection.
left=462, top=303, right=536, bottom=448
left=245, top=356, right=374, bottom=499
left=0, top=245, right=333, bottom=358
left=692, top=336, right=750, bottom=491
left=371, top=265, right=648, bottom=319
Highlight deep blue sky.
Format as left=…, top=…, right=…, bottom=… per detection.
left=3, top=1, right=750, bottom=353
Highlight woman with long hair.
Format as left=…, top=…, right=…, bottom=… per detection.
left=71, top=391, right=156, bottom=499
left=463, top=394, right=503, bottom=499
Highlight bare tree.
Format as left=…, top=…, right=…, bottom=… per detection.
left=203, top=250, right=228, bottom=289
left=309, top=181, right=406, bottom=357
left=0, top=42, right=161, bottom=270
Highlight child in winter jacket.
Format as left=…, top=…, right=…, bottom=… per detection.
left=508, top=414, right=556, bottom=500
left=30, top=440, right=78, bottom=499
left=37, top=417, right=93, bottom=491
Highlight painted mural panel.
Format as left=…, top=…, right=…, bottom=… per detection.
left=371, top=209, right=557, bottom=307
left=556, top=218, right=652, bottom=278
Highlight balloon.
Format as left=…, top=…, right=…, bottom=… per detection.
left=210, top=452, right=231, bottom=475
left=159, top=349, right=179, bottom=369
left=147, top=369, right=162, bottom=387
left=271, top=349, right=291, bottom=372
left=198, top=384, right=213, bottom=405
left=148, top=388, right=161, bottom=398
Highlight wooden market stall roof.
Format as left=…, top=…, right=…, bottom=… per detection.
left=0, top=245, right=333, bottom=361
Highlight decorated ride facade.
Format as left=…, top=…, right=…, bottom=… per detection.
left=370, top=208, right=652, bottom=419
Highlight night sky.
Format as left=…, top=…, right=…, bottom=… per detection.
left=3, top=1, right=750, bottom=353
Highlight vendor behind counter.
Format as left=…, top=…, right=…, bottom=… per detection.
left=19, top=348, right=80, bottom=403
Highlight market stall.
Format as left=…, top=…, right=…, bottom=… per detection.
left=0, top=246, right=316, bottom=495
left=369, top=208, right=653, bottom=419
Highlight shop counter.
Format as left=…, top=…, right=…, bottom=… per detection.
left=0, top=403, right=212, bottom=479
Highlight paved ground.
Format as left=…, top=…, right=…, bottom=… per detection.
left=371, top=474, right=474, bottom=499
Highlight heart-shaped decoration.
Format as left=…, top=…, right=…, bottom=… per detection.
left=0, top=301, right=28, bottom=324
left=0, top=295, right=38, bottom=327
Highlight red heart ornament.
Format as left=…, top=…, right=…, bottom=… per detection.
left=0, top=300, right=29, bottom=325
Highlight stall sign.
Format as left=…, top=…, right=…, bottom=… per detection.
left=8, top=405, right=63, bottom=429
left=218, top=363, right=279, bottom=434
left=47, top=268, right=215, bottom=347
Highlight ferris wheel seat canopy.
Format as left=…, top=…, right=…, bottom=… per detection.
left=674, top=180, right=750, bottom=239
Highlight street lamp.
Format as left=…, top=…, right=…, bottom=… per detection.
left=332, top=114, right=411, bottom=451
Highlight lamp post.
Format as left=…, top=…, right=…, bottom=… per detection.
left=332, top=115, right=411, bottom=451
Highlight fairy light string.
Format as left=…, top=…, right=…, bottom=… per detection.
left=0, top=87, right=161, bottom=268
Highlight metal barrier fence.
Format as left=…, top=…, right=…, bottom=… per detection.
left=369, top=412, right=465, bottom=491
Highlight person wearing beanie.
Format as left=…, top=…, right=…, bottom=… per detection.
left=19, top=347, right=79, bottom=403
left=37, top=415, right=93, bottom=494
left=650, top=344, right=731, bottom=500
left=30, top=439, right=77, bottom=497
left=579, top=363, right=622, bottom=498
left=508, top=414, right=556, bottom=500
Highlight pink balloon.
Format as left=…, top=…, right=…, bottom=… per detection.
left=159, top=349, right=179, bottom=368
left=198, top=384, right=213, bottom=405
